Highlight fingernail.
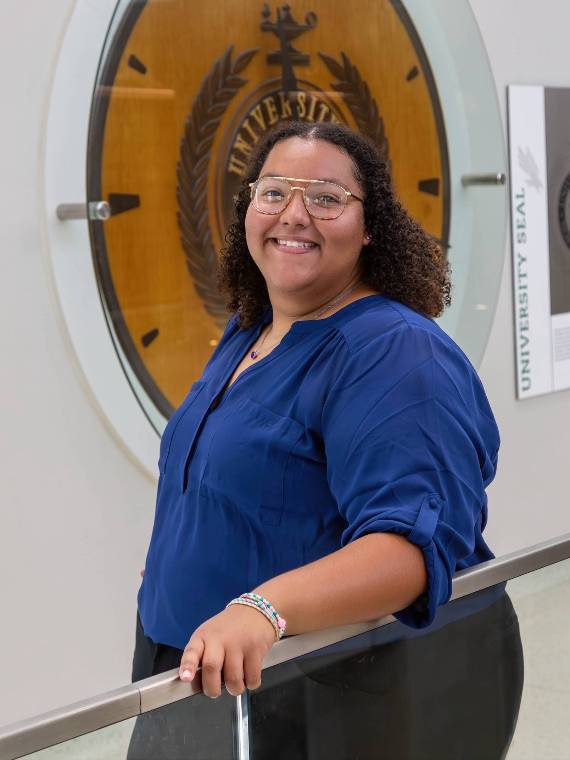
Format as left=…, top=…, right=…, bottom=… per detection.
left=180, top=669, right=193, bottom=681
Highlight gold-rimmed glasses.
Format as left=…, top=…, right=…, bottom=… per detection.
left=249, top=176, right=363, bottom=220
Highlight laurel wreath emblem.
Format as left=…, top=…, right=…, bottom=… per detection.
left=177, top=48, right=390, bottom=328
left=319, top=51, right=390, bottom=165
left=177, top=46, right=258, bottom=330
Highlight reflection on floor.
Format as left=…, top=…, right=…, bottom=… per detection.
left=25, top=720, right=134, bottom=759
left=506, top=561, right=570, bottom=760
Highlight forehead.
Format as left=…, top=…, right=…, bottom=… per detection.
left=259, top=137, right=358, bottom=189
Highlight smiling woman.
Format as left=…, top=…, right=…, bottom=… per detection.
left=128, top=122, right=522, bottom=759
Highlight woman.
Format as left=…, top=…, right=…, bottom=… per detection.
left=130, top=121, right=522, bottom=759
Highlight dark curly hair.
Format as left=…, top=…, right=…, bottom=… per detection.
left=217, top=120, right=451, bottom=328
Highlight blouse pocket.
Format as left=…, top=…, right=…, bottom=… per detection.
left=253, top=401, right=305, bottom=527
left=159, top=381, right=206, bottom=474
left=243, top=398, right=304, bottom=525
left=200, top=395, right=304, bottom=527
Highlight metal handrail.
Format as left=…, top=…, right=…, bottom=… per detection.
left=1, top=533, right=569, bottom=760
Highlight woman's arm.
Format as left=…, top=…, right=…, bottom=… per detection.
left=254, top=532, right=426, bottom=634
left=178, top=533, right=426, bottom=697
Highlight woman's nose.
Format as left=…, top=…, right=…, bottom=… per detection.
left=280, top=188, right=311, bottom=225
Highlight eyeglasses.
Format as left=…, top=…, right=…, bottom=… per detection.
left=249, top=176, right=363, bottom=220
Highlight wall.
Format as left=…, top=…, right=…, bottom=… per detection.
left=0, top=0, right=568, bottom=726
left=0, top=0, right=156, bottom=726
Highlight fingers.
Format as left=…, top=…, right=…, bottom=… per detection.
left=180, top=641, right=262, bottom=697
left=180, top=637, right=227, bottom=699
left=223, top=650, right=246, bottom=697
left=243, top=651, right=263, bottom=691
left=179, top=635, right=205, bottom=683
left=200, top=641, right=225, bottom=698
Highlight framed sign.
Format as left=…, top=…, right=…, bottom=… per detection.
left=508, top=85, right=570, bottom=398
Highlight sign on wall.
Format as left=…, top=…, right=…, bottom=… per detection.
left=508, top=85, right=570, bottom=398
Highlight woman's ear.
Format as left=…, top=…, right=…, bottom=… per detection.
left=363, top=233, right=372, bottom=245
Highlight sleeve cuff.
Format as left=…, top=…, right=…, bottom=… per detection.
left=345, top=494, right=452, bottom=629
left=394, top=541, right=450, bottom=628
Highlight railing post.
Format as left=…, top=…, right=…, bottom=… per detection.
left=234, top=692, right=251, bottom=759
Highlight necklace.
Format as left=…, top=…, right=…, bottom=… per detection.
left=250, top=280, right=361, bottom=360
left=249, top=330, right=279, bottom=360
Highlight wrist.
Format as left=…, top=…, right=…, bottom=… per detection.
left=226, top=593, right=287, bottom=640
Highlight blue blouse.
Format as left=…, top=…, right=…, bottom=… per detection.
left=138, top=295, right=499, bottom=650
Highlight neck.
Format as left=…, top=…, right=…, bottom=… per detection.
left=266, top=278, right=377, bottom=338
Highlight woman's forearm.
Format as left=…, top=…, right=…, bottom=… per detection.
left=253, top=533, right=427, bottom=636
left=179, top=533, right=428, bottom=695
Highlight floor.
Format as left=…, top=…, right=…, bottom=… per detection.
left=505, top=559, right=570, bottom=760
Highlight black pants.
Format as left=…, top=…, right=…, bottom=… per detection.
left=127, top=591, right=523, bottom=760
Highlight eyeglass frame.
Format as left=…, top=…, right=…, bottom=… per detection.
left=248, top=175, right=364, bottom=219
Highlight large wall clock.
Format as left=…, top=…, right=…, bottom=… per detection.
left=45, top=0, right=507, bottom=476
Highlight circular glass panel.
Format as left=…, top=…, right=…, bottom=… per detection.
left=86, top=0, right=505, bottom=434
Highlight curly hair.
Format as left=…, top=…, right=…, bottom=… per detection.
left=217, top=120, right=451, bottom=328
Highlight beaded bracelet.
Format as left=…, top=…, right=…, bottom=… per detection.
left=226, top=593, right=287, bottom=640
left=242, top=593, right=287, bottom=638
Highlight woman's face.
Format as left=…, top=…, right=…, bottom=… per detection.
left=245, top=137, right=367, bottom=301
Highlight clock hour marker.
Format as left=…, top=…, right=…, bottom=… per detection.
left=128, top=54, right=147, bottom=75
left=418, top=178, right=440, bottom=196
left=108, top=193, right=141, bottom=216
left=406, top=65, right=419, bottom=82
left=141, top=328, right=159, bottom=348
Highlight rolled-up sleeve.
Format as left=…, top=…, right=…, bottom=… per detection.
left=321, top=323, right=500, bottom=627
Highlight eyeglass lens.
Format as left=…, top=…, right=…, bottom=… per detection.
left=253, top=177, right=347, bottom=219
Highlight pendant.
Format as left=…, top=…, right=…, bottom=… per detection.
left=250, top=350, right=259, bottom=359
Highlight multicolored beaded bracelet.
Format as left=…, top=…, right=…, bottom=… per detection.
left=241, top=593, right=285, bottom=629
left=226, top=593, right=287, bottom=640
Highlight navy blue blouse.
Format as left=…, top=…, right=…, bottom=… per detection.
left=138, top=295, right=499, bottom=650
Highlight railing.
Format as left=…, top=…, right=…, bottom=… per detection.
left=0, top=533, right=569, bottom=760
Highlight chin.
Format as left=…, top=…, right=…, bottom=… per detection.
left=261, top=263, right=314, bottom=291
left=266, top=274, right=317, bottom=296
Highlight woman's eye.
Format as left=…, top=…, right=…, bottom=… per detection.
left=313, top=193, right=342, bottom=207
left=261, top=189, right=285, bottom=201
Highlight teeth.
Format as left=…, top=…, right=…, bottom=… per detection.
left=275, top=239, right=316, bottom=249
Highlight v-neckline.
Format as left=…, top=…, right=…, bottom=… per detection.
left=213, top=294, right=385, bottom=407
left=212, top=314, right=277, bottom=407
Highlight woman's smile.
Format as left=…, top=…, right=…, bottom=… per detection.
left=267, top=236, right=320, bottom=254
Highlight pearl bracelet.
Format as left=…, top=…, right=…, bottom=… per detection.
left=226, top=593, right=287, bottom=640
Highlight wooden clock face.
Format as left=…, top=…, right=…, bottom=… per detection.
left=88, top=0, right=449, bottom=421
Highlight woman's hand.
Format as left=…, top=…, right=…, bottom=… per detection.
left=179, top=604, right=276, bottom=698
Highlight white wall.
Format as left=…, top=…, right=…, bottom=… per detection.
left=0, top=0, right=568, bottom=727
left=0, top=0, right=155, bottom=726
